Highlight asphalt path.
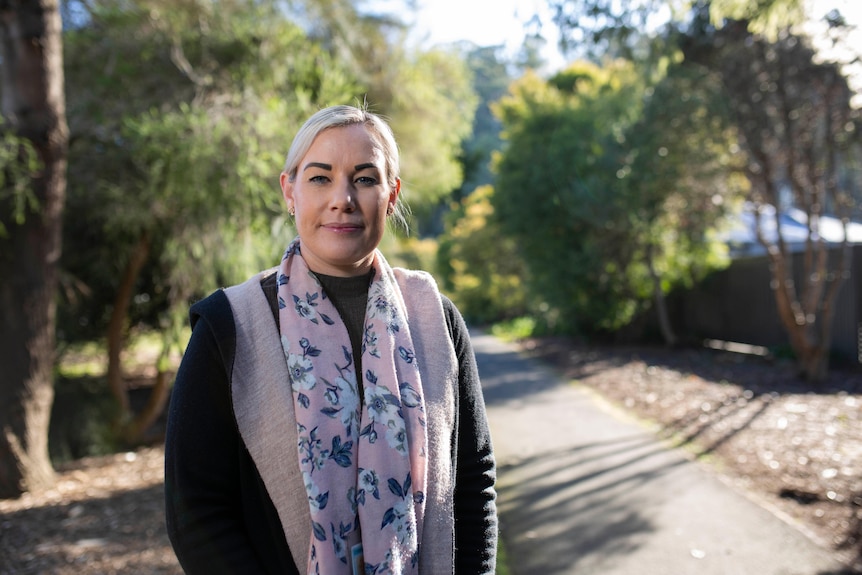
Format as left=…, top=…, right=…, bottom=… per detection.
left=472, top=330, right=851, bottom=575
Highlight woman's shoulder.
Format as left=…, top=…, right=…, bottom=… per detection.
left=190, top=289, right=232, bottom=326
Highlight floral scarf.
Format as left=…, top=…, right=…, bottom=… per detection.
left=277, top=238, right=428, bottom=575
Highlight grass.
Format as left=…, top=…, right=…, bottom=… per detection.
left=490, top=316, right=537, bottom=342
left=496, top=536, right=512, bottom=575
left=57, top=329, right=187, bottom=379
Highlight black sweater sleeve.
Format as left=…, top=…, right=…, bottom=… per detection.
left=164, top=291, right=296, bottom=575
left=443, top=296, right=499, bottom=574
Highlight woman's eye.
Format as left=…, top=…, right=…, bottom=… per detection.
left=309, top=175, right=329, bottom=184
left=355, top=176, right=378, bottom=186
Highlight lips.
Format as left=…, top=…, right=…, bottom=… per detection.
left=323, top=222, right=364, bottom=232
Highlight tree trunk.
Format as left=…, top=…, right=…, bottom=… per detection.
left=0, top=1, right=68, bottom=498
left=106, top=230, right=151, bottom=423
left=646, top=245, right=677, bottom=347
left=122, top=365, right=172, bottom=445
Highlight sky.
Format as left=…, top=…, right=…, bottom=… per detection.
left=403, top=0, right=862, bottom=89
left=407, top=0, right=566, bottom=70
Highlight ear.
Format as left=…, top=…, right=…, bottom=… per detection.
left=388, top=178, right=401, bottom=210
left=280, top=172, right=294, bottom=211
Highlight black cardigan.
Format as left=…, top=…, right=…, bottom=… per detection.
left=164, top=278, right=497, bottom=574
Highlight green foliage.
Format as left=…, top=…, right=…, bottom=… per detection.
left=437, top=185, right=528, bottom=324
left=492, top=63, right=645, bottom=333
left=0, top=127, right=42, bottom=237
left=491, top=59, right=739, bottom=336
left=453, top=45, right=514, bottom=202
left=708, top=0, right=807, bottom=39
left=388, top=48, right=478, bottom=229
left=59, top=0, right=479, bottom=351
left=59, top=0, right=359, bottom=346
left=490, top=316, right=538, bottom=342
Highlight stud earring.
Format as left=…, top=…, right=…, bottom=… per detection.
left=386, top=205, right=394, bottom=216
left=289, top=206, right=295, bottom=216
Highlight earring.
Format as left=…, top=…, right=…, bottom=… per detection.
left=289, top=206, right=295, bottom=216
left=386, top=205, right=394, bottom=216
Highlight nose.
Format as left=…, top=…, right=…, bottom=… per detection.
left=331, top=177, right=356, bottom=212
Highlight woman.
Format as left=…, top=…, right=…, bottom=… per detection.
left=164, top=104, right=498, bottom=574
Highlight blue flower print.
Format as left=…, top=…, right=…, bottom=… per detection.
left=358, top=468, right=381, bottom=500
left=303, top=470, right=329, bottom=512
left=328, top=435, right=354, bottom=468
left=398, top=346, right=416, bottom=364
left=331, top=522, right=352, bottom=565
left=381, top=474, right=417, bottom=546
left=365, top=385, right=401, bottom=424
left=299, top=426, right=329, bottom=473
left=399, top=382, right=422, bottom=409
left=385, top=421, right=408, bottom=455
left=287, top=352, right=315, bottom=393
left=293, top=291, right=335, bottom=325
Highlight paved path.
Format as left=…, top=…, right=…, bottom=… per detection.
left=472, top=331, right=850, bottom=575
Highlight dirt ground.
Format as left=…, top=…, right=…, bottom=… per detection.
left=1, top=338, right=861, bottom=574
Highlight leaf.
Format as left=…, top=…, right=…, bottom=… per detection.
left=321, top=407, right=341, bottom=418
left=381, top=508, right=397, bottom=529
left=320, top=312, right=335, bottom=325
left=388, top=477, right=404, bottom=498
left=330, top=436, right=354, bottom=467
left=298, top=393, right=310, bottom=409
left=312, top=521, right=327, bottom=541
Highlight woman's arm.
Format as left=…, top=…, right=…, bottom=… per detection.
left=164, top=292, right=270, bottom=574
left=444, top=297, right=499, bottom=574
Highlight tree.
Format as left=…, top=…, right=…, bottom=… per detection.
left=683, top=17, right=861, bottom=381
left=0, top=0, right=68, bottom=497
left=620, top=61, right=744, bottom=345
left=437, top=185, right=528, bottom=324
left=59, top=0, right=359, bottom=444
left=56, top=0, right=477, bottom=445
left=491, top=58, right=738, bottom=339
left=550, top=0, right=861, bottom=379
left=492, top=63, right=647, bottom=334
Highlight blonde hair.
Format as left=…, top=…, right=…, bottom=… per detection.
left=284, top=105, right=399, bottom=185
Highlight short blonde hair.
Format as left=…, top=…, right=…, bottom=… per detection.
left=283, top=105, right=400, bottom=189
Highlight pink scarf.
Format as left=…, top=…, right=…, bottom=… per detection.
left=277, top=238, right=428, bottom=574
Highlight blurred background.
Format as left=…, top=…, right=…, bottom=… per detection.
left=1, top=0, right=861, bottom=570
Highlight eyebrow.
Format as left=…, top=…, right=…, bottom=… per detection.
left=302, top=162, right=331, bottom=172
left=301, top=162, right=379, bottom=172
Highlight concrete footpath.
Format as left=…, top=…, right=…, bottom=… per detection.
left=472, top=331, right=851, bottom=575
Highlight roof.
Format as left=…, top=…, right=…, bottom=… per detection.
left=722, top=203, right=862, bottom=257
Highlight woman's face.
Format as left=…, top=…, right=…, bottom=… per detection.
left=280, top=124, right=400, bottom=277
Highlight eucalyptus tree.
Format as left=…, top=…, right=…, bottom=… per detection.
left=0, top=0, right=68, bottom=497
left=684, top=15, right=861, bottom=381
